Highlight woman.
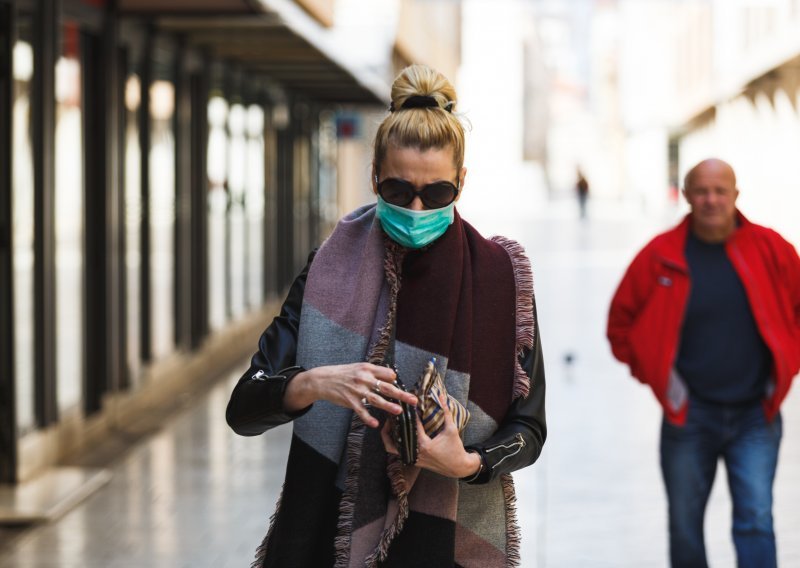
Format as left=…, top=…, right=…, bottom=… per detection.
left=226, top=64, right=547, bottom=568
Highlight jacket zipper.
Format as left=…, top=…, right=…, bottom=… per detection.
left=657, top=255, right=690, bottom=407
left=485, top=433, right=526, bottom=469
left=729, top=243, right=784, bottom=384
left=251, top=370, right=266, bottom=381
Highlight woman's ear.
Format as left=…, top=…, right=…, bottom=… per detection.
left=456, top=166, right=467, bottom=200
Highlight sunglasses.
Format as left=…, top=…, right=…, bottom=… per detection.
left=375, top=176, right=460, bottom=209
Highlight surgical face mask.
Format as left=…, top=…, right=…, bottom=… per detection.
left=376, top=196, right=455, bottom=249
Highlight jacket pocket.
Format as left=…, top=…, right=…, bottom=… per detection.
left=665, top=368, right=688, bottom=413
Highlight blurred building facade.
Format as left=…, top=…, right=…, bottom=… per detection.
left=504, top=0, right=625, bottom=202
left=520, top=0, right=800, bottom=232
left=617, top=0, right=800, bottom=244
left=454, top=0, right=551, bottom=226
left=0, top=0, right=459, bottom=490
left=327, top=0, right=462, bottom=216
left=672, top=0, right=800, bottom=247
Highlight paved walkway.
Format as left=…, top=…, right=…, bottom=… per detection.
left=498, top=196, right=800, bottom=568
left=1, top=195, right=799, bottom=567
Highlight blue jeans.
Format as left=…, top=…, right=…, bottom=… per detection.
left=660, top=396, right=782, bottom=568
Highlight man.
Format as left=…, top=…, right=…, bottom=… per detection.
left=607, top=158, right=800, bottom=567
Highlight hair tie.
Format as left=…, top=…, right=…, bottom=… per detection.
left=389, top=95, right=454, bottom=113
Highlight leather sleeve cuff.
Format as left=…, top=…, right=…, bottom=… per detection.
left=277, top=365, right=305, bottom=382
left=251, top=365, right=310, bottom=423
left=273, top=366, right=310, bottom=417
left=460, top=447, right=491, bottom=484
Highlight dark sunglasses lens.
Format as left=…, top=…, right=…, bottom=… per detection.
left=422, top=182, right=458, bottom=208
left=379, top=180, right=414, bottom=206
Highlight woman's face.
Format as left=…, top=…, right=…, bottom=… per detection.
left=373, top=145, right=467, bottom=211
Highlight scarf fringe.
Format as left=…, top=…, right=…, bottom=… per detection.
left=336, top=238, right=407, bottom=566
left=501, top=473, right=521, bottom=568
left=251, top=483, right=285, bottom=568
left=490, top=236, right=535, bottom=399
left=364, top=456, right=411, bottom=567
left=367, top=239, right=406, bottom=365
left=334, top=414, right=367, bottom=568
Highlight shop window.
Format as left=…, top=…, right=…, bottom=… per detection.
left=228, top=102, right=247, bottom=319
left=149, top=78, right=175, bottom=359
left=245, top=104, right=265, bottom=308
left=317, top=110, right=339, bottom=239
left=124, top=72, right=142, bottom=383
left=293, top=122, right=311, bottom=269
left=12, top=14, right=35, bottom=432
left=207, top=95, right=228, bottom=331
left=55, top=20, right=84, bottom=413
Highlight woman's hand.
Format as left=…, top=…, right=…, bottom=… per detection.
left=284, top=363, right=418, bottom=428
left=381, top=394, right=481, bottom=479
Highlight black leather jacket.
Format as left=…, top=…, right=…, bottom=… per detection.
left=226, top=251, right=547, bottom=484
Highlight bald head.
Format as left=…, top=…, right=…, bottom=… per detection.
left=682, top=158, right=739, bottom=243
left=684, top=158, right=736, bottom=190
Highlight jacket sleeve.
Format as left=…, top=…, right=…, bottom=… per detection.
left=225, top=250, right=316, bottom=436
left=462, top=301, right=547, bottom=484
left=778, top=237, right=800, bottom=328
left=606, top=245, right=654, bottom=372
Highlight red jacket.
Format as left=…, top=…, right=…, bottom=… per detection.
left=607, top=212, right=800, bottom=424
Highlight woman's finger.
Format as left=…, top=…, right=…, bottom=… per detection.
left=357, top=365, right=416, bottom=406
left=355, top=392, right=380, bottom=428
left=357, top=377, right=405, bottom=415
left=438, top=393, right=457, bottom=432
left=380, top=419, right=399, bottom=454
left=369, top=395, right=404, bottom=416
left=377, top=380, right=418, bottom=407
left=415, top=412, right=430, bottom=443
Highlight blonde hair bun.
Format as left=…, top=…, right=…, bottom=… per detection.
left=390, top=64, right=457, bottom=113
left=374, top=64, right=465, bottom=173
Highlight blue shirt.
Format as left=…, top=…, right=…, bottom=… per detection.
left=676, top=231, right=771, bottom=404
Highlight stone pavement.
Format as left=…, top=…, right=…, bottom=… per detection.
left=0, top=196, right=798, bottom=567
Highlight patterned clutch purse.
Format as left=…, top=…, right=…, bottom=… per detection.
left=390, top=359, right=470, bottom=466
left=416, top=358, right=470, bottom=438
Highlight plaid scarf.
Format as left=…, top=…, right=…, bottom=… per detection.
left=254, top=204, right=534, bottom=568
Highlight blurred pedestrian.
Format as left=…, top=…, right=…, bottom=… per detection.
left=607, top=158, right=800, bottom=568
left=575, top=168, right=589, bottom=219
left=226, top=64, right=547, bottom=567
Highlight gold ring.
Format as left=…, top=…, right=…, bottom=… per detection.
left=361, top=395, right=369, bottom=406
left=374, top=380, right=381, bottom=394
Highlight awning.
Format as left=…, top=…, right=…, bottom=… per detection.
left=672, top=51, right=800, bottom=136
left=742, top=53, right=800, bottom=111
left=119, top=0, right=389, bottom=105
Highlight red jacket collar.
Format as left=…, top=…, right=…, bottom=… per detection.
left=656, top=209, right=752, bottom=271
